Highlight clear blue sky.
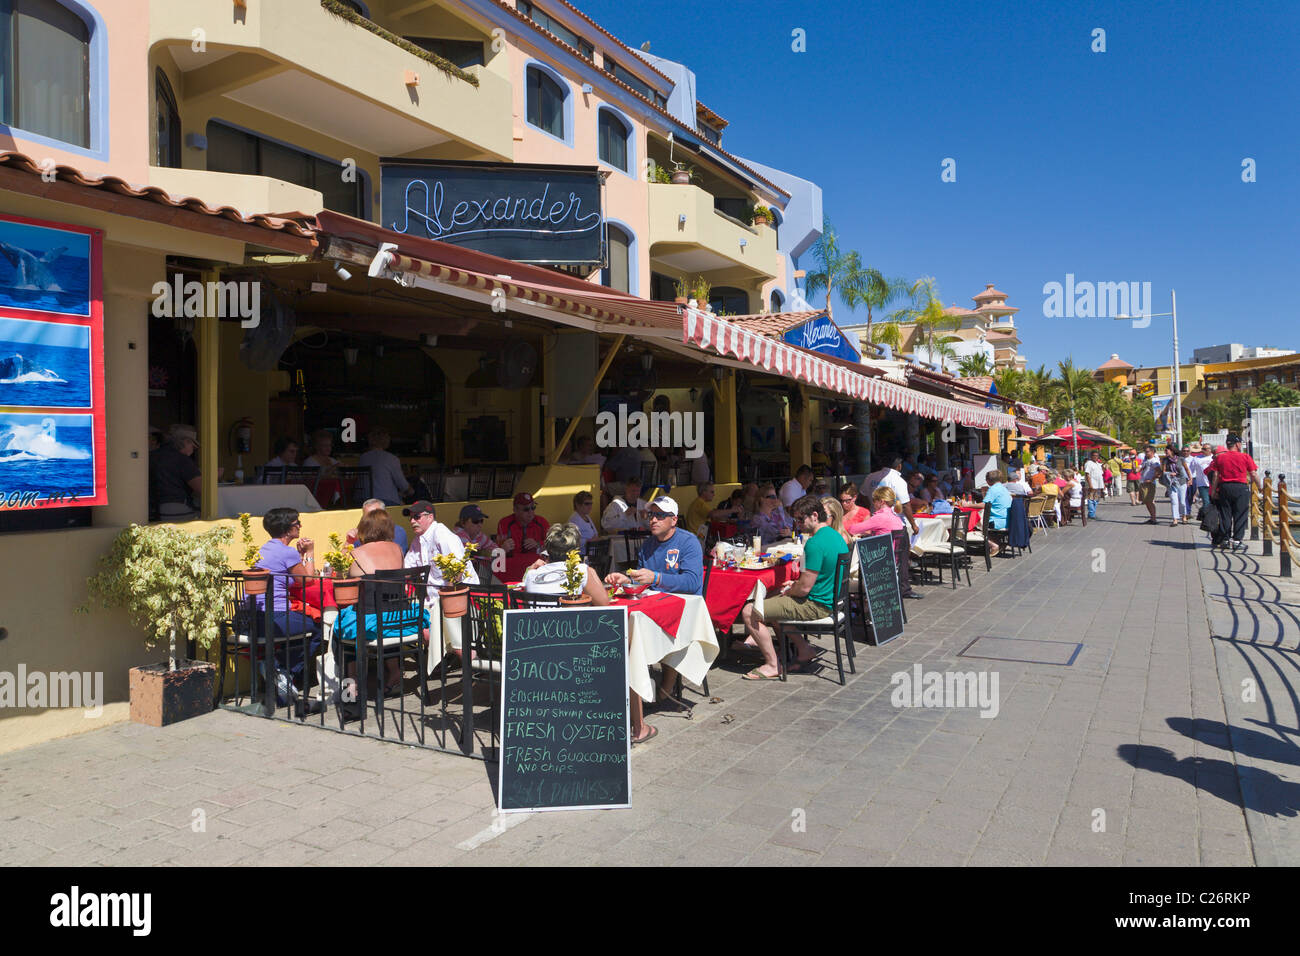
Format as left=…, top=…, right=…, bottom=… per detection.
left=581, top=0, right=1299, bottom=372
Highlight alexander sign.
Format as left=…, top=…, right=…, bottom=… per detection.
left=781, top=314, right=860, bottom=362
left=379, top=159, right=603, bottom=265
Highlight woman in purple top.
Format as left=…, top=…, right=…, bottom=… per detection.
left=254, top=507, right=323, bottom=708
left=749, top=485, right=793, bottom=545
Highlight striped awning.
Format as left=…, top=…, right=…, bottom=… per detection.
left=684, top=310, right=1016, bottom=429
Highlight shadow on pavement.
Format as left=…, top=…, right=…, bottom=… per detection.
left=1166, top=716, right=1300, bottom=767
left=1117, top=744, right=1300, bottom=817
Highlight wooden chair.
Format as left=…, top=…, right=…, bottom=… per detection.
left=283, top=466, right=321, bottom=495
left=776, top=553, right=853, bottom=685
left=492, top=468, right=518, bottom=499
left=260, top=466, right=286, bottom=485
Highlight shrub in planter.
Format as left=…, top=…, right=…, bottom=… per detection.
left=431, top=542, right=477, bottom=618
left=81, top=523, right=233, bottom=725
left=237, top=512, right=268, bottom=595
left=323, top=532, right=359, bottom=606
left=559, top=549, right=591, bottom=605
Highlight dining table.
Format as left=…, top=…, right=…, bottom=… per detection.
left=609, top=591, right=718, bottom=701
left=704, top=560, right=801, bottom=634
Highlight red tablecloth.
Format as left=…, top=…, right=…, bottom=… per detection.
left=956, top=505, right=982, bottom=532
left=705, top=562, right=799, bottom=632
left=612, top=592, right=687, bottom=638
left=292, top=577, right=337, bottom=610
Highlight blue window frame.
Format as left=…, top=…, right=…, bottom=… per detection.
left=525, top=62, right=569, bottom=143
left=597, top=108, right=630, bottom=173
left=0, top=0, right=96, bottom=150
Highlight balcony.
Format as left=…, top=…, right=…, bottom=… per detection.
left=148, top=167, right=326, bottom=218
left=646, top=183, right=778, bottom=282
left=149, top=0, right=513, bottom=161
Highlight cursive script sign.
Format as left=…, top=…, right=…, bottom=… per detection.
left=781, top=315, right=860, bottom=362
left=380, top=159, right=604, bottom=265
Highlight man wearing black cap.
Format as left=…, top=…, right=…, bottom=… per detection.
left=403, top=501, right=479, bottom=587
left=1208, top=434, right=1260, bottom=553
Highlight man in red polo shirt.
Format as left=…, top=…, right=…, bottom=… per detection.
left=1208, top=434, right=1259, bottom=553
left=497, top=492, right=550, bottom=556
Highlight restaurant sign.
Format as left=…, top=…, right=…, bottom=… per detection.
left=379, top=159, right=604, bottom=265
left=781, top=314, right=860, bottom=363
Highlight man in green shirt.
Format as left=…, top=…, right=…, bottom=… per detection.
left=739, top=494, right=849, bottom=681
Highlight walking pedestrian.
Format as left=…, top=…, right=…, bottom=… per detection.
left=1125, top=454, right=1141, bottom=506
left=1162, top=445, right=1190, bottom=526
left=1186, top=442, right=1213, bottom=518
left=1084, top=451, right=1105, bottom=518
left=1207, top=435, right=1260, bottom=552
left=1137, top=445, right=1161, bottom=525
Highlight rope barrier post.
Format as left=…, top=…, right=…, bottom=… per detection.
left=1262, top=472, right=1274, bottom=557
left=1279, top=475, right=1293, bottom=578
left=1250, top=477, right=1260, bottom=540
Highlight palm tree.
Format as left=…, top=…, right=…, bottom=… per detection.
left=803, top=218, right=855, bottom=323
left=1050, top=358, right=1101, bottom=466
left=841, top=261, right=909, bottom=354
left=958, top=353, right=994, bottom=377
left=888, top=277, right=961, bottom=366
left=1253, top=381, right=1300, bottom=408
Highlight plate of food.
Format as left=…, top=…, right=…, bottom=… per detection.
left=614, top=582, right=650, bottom=598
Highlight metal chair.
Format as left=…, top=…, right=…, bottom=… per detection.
left=621, top=529, right=648, bottom=568
left=335, top=465, right=373, bottom=509
left=283, top=466, right=321, bottom=495
left=1026, top=495, right=1050, bottom=535
left=467, top=468, right=492, bottom=499
left=216, top=571, right=319, bottom=712
left=492, top=468, right=518, bottom=499
left=440, top=585, right=508, bottom=757
left=915, top=509, right=972, bottom=588
left=260, top=466, right=286, bottom=485
left=585, top=538, right=612, bottom=579
left=776, top=552, right=853, bottom=685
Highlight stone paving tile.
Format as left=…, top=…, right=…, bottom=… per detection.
left=0, top=501, right=1267, bottom=866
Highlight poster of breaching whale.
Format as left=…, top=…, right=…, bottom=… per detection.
left=0, top=217, right=92, bottom=317
left=0, top=317, right=92, bottom=408
left=0, top=213, right=105, bottom=513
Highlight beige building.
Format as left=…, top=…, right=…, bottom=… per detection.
left=877, top=283, right=1025, bottom=371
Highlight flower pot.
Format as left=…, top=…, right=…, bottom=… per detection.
left=242, top=569, right=270, bottom=595
left=674, top=296, right=688, bottom=306
left=439, top=585, right=469, bottom=618
left=333, top=578, right=361, bottom=607
left=129, top=660, right=216, bottom=727
left=560, top=594, right=592, bottom=606
left=671, top=169, right=691, bottom=185
left=753, top=217, right=770, bottom=228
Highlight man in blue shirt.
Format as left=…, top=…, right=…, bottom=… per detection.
left=604, top=496, right=702, bottom=705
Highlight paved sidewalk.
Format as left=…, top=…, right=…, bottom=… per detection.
left=0, top=498, right=1256, bottom=866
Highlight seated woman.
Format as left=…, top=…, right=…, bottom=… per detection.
left=521, top=522, right=611, bottom=606
left=846, top=486, right=904, bottom=537
left=1063, top=469, right=1084, bottom=524
left=984, top=471, right=1013, bottom=531
left=822, top=496, right=859, bottom=585
left=335, top=508, right=428, bottom=695
left=838, top=482, right=863, bottom=527
left=749, top=483, right=793, bottom=546
left=567, top=491, right=600, bottom=555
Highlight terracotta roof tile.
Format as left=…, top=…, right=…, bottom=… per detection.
left=1096, top=354, right=1134, bottom=370
left=724, top=310, right=825, bottom=335
left=972, top=284, right=1009, bottom=301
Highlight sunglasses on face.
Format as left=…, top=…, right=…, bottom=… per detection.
left=519, top=506, right=535, bottom=512
left=765, top=494, right=778, bottom=499
left=647, top=512, right=670, bottom=520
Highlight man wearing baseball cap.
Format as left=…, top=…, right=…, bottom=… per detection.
left=497, top=492, right=549, bottom=556
left=151, top=424, right=206, bottom=518
left=403, top=501, right=478, bottom=588
left=1208, top=434, right=1260, bottom=552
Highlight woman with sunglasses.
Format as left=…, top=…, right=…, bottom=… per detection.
left=837, top=482, right=863, bottom=527
left=567, top=491, right=599, bottom=555
left=750, top=482, right=794, bottom=546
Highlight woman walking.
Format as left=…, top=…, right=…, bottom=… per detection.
left=1163, top=445, right=1191, bottom=526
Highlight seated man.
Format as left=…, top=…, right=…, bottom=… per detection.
left=685, top=481, right=742, bottom=537
left=349, top=498, right=408, bottom=552
left=601, top=477, right=649, bottom=533
left=738, top=495, right=848, bottom=681
left=496, top=492, right=549, bottom=557
left=604, top=496, right=702, bottom=708
left=404, top=500, right=479, bottom=590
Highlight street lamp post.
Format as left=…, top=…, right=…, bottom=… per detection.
left=1116, top=289, right=1182, bottom=448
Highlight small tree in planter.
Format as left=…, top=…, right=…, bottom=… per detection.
left=238, top=512, right=269, bottom=595
left=673, top=276, right=690, bottom=305
left=322, top=533, right=359, bottom=606
left=751, top=204, right=773, bottom=227
left=81, top=523, right=233, bottom=726
left=691, top=277, right=711, bottom=310
left=560, top=549, right=590, bottom=605
left=431, top=542, right=476, bottom=618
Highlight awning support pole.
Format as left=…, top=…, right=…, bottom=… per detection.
left=198, top=268, right=221, bottom=521
left=550, top=334, right=626, bottom=465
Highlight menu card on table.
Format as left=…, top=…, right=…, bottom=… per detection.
left=498, top=606, right=630, bottom=812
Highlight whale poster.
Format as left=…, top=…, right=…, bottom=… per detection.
left=0, top=214, right=104, bottom=512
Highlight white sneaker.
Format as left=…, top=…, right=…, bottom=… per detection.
left=1234, top=541, right=1248, bottom=554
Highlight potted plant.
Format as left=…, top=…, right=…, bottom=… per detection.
left=673, top=276, right=690, bottom=305
left=670, top=163, right=694, bottom=185
left=237, top=512, right=269, bottom=595
left=323, top=532, right=359, bottom=606
left=691, top=277, right=711, bottom=309
left=751, top=204, right=773, bottom=227
left=431, top=542, right=476, bottom=618
left=560, top=549, right=591, bottom=606
left=650, top=163, right=672, bottom=184
left=81, top=523, right=233, bottom=726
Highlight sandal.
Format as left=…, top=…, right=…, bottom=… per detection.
left=631, top=724, right=659, bottom=745
left=742, top=667, right=780, bottom=681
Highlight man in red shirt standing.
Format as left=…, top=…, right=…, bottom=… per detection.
left=497, top=492, right=550, bottom=557
left=1208, top=434, right=1260, bottom=553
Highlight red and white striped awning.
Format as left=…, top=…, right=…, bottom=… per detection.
left=684, top=310, right=1016, bottom=429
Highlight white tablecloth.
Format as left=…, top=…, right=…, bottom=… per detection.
left=625, top=592, right=718, bottom=702
left=911, top=516, right=949, bottom=549
left=217, top=483, right=322, bottom=519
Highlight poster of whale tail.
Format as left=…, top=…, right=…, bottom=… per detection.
left=0, top=213, right=104, bottom=514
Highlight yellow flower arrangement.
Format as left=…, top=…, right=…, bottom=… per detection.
left=238, top=512, right=260, bottom=569
left=431, top=541, right=476, bottom=587
left=322, top=532, right=354, bottom=577
left=563, top=549, right=584, bottom=598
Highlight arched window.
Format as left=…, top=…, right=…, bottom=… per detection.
left=710, top=286, right=749, bottom=315
left=0, top=0, right=91, bottom=148
left=770, top=289, right=784, bottom=314
left=602, top=224, right=630, bottom=293
left=597, top=108, right=630, bottom=173
left=526, top=64, right=566, bottom=140
left=155, top=68, right=181, bottom=168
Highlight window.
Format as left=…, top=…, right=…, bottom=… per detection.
left=714, top=197, right=748, bottom=221
left=0, top=0, right=90, bottom=148
left=1179, top=380, right=1188, bottom=393
left=698, top=124, right=720, bottom=145
left=525, top=64, right=565, bottom=140
left=602, top=224, right=630, bottom=294
left=155, top=68, right=181, bottom=168
left=404, top=36, right=484, bottom=68
left=710, top=286, right=748, bottom=315
left=518, top=1, right=593, bottom=59
left=770, top=290, right=784, bottom=313
left=604, top=56, right=667, bottom=108
left=597, top=108, right=630, bottom=173
left=206, top=122, right=365, bottom=217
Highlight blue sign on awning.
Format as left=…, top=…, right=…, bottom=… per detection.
left=782, top=314, right=860, bottom=362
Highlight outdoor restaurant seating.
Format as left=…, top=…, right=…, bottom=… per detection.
left=215, top=570, right=318, bottom=710
left=776, top=552, right=854, bottom=685
left=440, top=585, right=509, bottom=756
left=915, top=507, right=972, bottom=589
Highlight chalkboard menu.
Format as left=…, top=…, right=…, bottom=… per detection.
left=857, top=533, right=904, bottom=646
left=498, top=606, right=630, bottom=812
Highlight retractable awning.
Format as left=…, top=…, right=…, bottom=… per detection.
left=684, top=310, right=1016, bottom=429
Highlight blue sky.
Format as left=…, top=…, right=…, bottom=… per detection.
left=581, top=0, right=1300, bottom=372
